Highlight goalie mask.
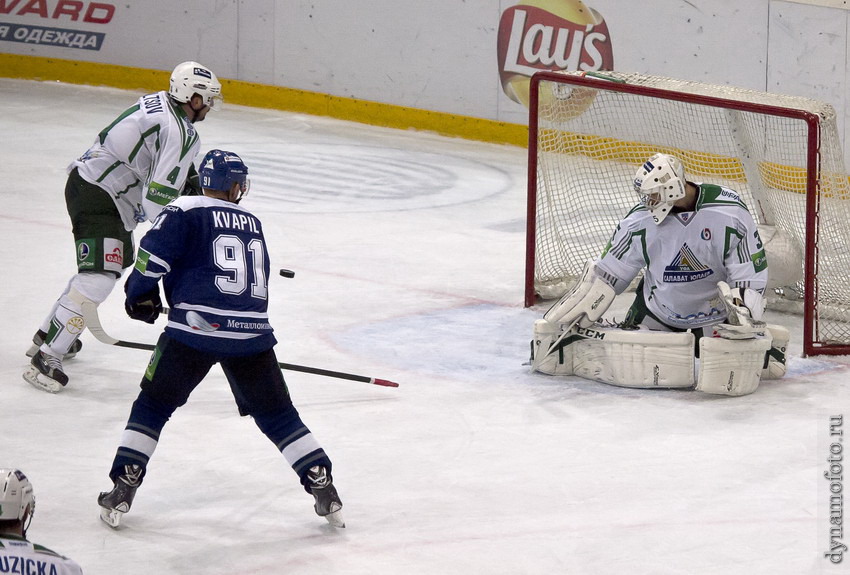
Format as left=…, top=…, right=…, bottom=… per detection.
left=633, top=153, right=687, bottom=224
left=199, top=149, right=250, bottom=201
left=169, top=61, right=223, bottom=111
left=0, top=468, right=35, bottom=534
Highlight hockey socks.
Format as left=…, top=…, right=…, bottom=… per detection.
left=253, top=406, right=333, bottom=492
left=108, top=391, right=174, bottom=482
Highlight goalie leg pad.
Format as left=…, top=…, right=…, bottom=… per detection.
left=531, top=319, right=576, bottom=376
left=571, top=328, right=695, bottom=388
left=762, top=324, right=790, bottom=380
left=696, top=334, right=773, bottom=396
left=533, top=323, right=695, bottom=388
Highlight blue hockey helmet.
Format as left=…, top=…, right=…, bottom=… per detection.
left=198, top=149, right=250, bottom=200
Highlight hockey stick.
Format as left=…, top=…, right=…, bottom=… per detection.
left=82, top=301, right=156, bottom=351
left=81, top=302, right=400, bottom=388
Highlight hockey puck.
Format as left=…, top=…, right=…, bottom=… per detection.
left=279, top=269, right=295, bottom=278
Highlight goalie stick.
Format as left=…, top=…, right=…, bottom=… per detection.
left=530, top=316, right=581, bottom=373
left=80, top=301, right=400, bottom=388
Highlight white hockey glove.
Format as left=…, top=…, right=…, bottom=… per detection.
left=718, top=281, right=765, bottom=325
left=714, top=281, right=766, bottom=339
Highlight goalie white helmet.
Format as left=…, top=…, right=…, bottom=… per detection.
left=633, top=153, right=687, bottom=224
left=0, top=468, right=35, bottom=529
left=169, top=61, right=222, bottom=111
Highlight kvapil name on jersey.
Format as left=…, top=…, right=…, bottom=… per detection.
left=0, top=0, right=115, bottom=23
left=500, top=7, right=611, bottom=75
left=212, top=211, right=260, bottom=234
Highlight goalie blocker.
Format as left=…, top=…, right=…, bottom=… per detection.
left=531, top=321, right=789, bottom=396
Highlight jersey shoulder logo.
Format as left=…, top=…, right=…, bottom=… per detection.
left=663, top=243, right=714, bottom=283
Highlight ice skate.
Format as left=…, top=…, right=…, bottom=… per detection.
left=23, top=350, right=68, bottom=393
left=26, top=329, right=82, bottom=360
left=98, top=465, right=142, bottom=528
left=307, top=465, right=344, bottom=528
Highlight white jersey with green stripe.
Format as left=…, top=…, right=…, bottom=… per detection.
left=69, top=91, right=202, bottom=232
left=595, top=183, right=769, bottom=330
left=0, top=534, right=83, bottom=575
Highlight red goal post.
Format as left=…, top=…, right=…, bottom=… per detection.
left=525, top=70, right=850, bottom=357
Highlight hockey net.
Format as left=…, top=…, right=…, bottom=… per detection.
left=525, top=70, right=850, bottom=356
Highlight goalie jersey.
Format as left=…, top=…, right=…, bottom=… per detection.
left=69, top=91, right=201, bottom=232
left=596, top=184, right=768, bottom=330
left=125, top=195, right=276, bottom=356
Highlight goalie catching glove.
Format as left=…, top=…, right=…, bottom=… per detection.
left=708, top=281, right=765, bottom=339
left=713, top=281, right=766, bottom=339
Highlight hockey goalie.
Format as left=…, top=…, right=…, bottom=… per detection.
left=530, top=153, right=789, bottom=396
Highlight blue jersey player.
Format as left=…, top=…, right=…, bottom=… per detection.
left=97, top=150, right=344, bottom=529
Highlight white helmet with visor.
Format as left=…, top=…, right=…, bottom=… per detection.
left=169, top=61, right=222, bottom=111
left=633, top=153, right=687, bottom=224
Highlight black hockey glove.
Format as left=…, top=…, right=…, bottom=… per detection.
left=125, top=287, right=163, bottom=324
left=181, top=164, right=202, bottom=196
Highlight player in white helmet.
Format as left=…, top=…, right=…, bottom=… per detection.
left=531, top=152, right=789, bottom=396
left=168, top=61, right=223, bottom=116
left=24, top=61, right=222, bottom=393
left=0, top=469, right=83, bottom=574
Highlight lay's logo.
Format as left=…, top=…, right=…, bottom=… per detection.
left=497, top=0, right=614, bottom=107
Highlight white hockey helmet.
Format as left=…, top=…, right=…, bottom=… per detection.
left=169, top=61, right=222, bottom=111
left=0, top=469, right=35, bottom=528
left=633, top=153, right=687, bottom=224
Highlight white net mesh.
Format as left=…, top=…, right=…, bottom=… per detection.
left=530, top=70, right=850, bottom=353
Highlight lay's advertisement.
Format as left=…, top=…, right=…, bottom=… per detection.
left=497, top=0, right=614, bottom=108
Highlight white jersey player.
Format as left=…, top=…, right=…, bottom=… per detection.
left=24, top=61, right=222, bottom=393
left=0, top=469, right=83, bottom=575
left=532, top=153, right=789, bottom=396
left=70, top=89, right=207, bottom=231
left=599, top=157, right=768, bottom=331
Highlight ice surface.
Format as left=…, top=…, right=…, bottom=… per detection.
left=1, top=79, right=849, bottom=575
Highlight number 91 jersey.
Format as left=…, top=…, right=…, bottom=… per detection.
left=126, top=195, right=276, bottom=356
